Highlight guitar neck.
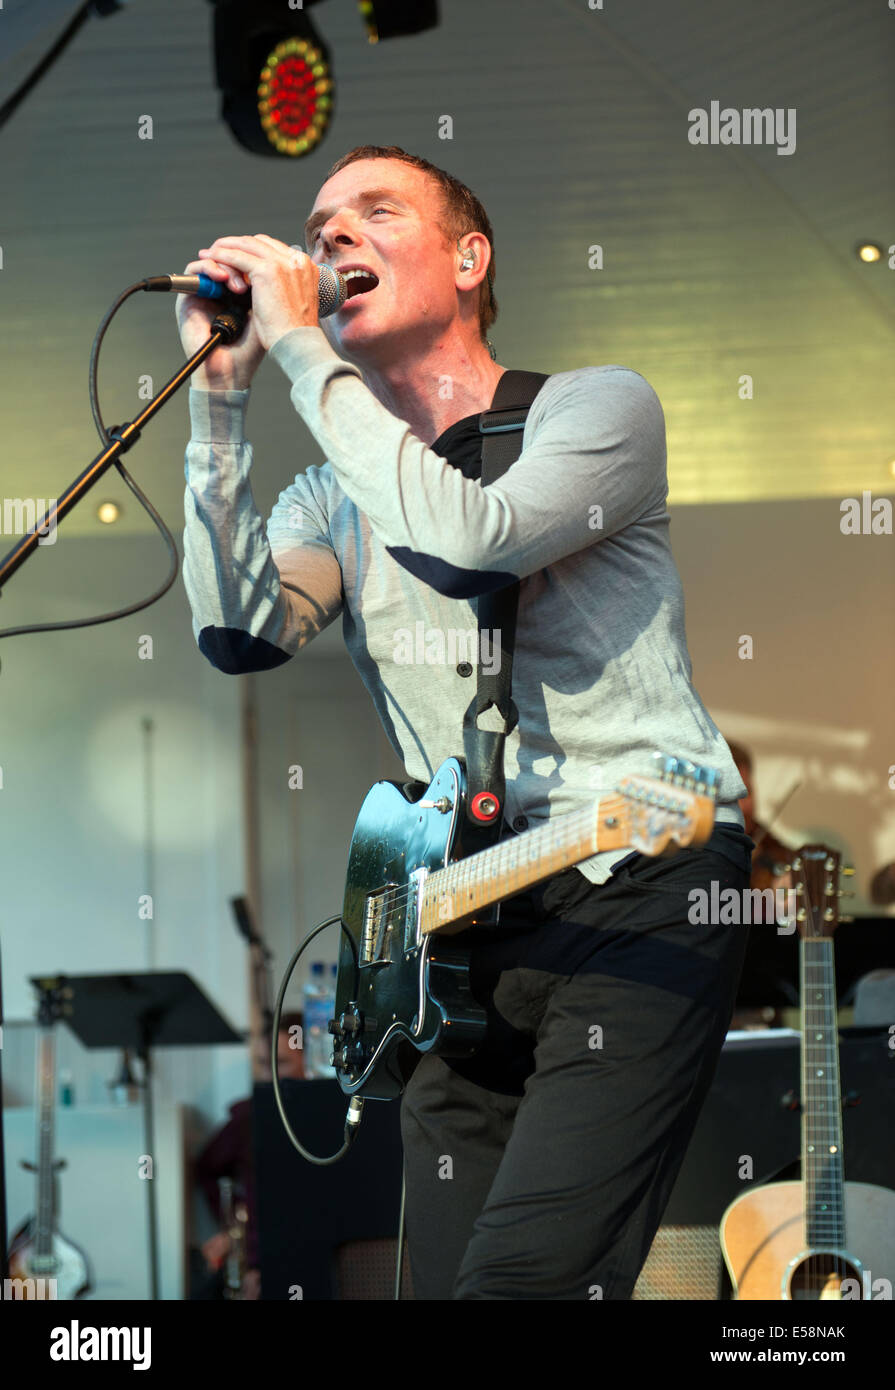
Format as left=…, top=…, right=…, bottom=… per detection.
left=801, top=938, right=845, bottom=1248
left=420, top=797, right=630, bottom=934
left=35, top=1025, right=57, bottom=1258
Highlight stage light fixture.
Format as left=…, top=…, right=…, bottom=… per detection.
left=258, top=36, right=333, bottom=157
left=212, top=0, right=334, bottom=158
left=356, top=1, right=439, bottom=43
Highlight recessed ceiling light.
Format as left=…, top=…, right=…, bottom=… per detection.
left=856, top=241, right=882, bottom=263
left=97, top=501, right=121, bottom=524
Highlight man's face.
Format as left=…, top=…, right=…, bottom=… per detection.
left=304, top=158, right=460, bottom=362
left=277, top=1028, right=305, bottom=1080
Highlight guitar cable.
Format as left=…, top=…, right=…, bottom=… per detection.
left=271, top=913, right=410, bottom=1299
left=270, top=914, right=362, bottom=1165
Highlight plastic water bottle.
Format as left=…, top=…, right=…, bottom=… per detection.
left=302, top=961, right=335, bottom=1079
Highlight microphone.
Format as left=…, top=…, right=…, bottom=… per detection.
left=145, top=264, right=349, bottom=318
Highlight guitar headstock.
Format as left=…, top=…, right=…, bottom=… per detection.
left=613, top=754, right=719, bottom=857
left=32, top=976, right=72, bottom=1029
left=786, top=844, right=855, bottom=940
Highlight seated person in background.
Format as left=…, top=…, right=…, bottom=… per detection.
left=727, top=740, right=793, bottom=892
left=193, top=1011, right=305, bottom=1299
left=869, top=861, right=895, bottom=908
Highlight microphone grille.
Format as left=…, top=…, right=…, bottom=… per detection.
left=318, top=264, right=346, bottom=318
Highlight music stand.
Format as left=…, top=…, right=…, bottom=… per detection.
left=51, top=970, right=242, bottom=1299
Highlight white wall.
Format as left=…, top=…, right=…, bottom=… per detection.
left=1, top=531, right=247, bottom=1124
left=672, top=495, right=895, bottom=897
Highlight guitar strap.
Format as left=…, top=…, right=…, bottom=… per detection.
left=462, top=368, right=550, bottom=836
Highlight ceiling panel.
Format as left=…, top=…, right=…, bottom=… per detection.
left=0, top=0, right=892, bottom=547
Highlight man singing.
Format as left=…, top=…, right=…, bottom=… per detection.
left=178, top=144, right=752, bottom=1300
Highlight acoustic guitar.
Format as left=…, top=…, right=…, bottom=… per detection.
left=720, top=845, right=895, bottom=1299
left=8, top=978, right=92, bottom=1299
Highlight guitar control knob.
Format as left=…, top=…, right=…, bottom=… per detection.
left=336, top=1038, right=364, bottom=1072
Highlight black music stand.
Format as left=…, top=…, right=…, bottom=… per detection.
left=52, top=971, right=242, bottom=1300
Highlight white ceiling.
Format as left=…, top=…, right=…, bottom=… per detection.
left=0, top=0, right=893, bottom=547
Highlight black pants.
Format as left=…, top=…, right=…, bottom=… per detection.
left=400, top=829, right=752, bottom=1299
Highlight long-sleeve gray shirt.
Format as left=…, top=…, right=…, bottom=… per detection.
left=182, top=326, right=746, bottom=882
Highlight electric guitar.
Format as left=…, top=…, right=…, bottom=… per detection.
left=720, top=846, right=895, bottom=1298
left=330, top=753, right=719, bottom=1100
left=8, top=979, right=92, bottom=1299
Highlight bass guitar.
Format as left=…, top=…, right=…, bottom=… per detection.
left=720, top=845, right=895, bottom=1298
left=330, top=753, right=719, bottom=1100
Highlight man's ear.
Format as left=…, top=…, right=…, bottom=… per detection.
left=455, top=232, right=491, bottom=291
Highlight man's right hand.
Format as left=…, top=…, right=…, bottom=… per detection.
left=176, top=257, right=266, bottom=391
left=201, top=1230, right=232, bottom=1271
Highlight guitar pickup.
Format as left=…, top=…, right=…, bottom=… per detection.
left=403, top=867, right=428, bottom=952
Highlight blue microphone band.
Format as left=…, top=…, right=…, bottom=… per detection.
left=195, top=272, right=226, bottom=300
left=160, top=265, right=347, bottom=316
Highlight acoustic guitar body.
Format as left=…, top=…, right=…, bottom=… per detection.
left=8, top=1220, right=92, bottom=1299
left=721, top=1180, right=895, bottom=1299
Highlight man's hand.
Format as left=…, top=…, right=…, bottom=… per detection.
left=202, top=1231, right=231, bottom=1271
left=176, top=253, right=266, bottom=392
left=176, top=235, right=320, bottom=391
left=197, top=234, right=320, bottom=351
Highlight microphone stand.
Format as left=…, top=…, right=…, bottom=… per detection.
left=0, top=298, right=248, bottom=591
left=0, top=296, right=249, bottom=1273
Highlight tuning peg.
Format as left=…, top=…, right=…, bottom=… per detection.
left=839, top=914, right=855, bottom=924
left=676, top=760, right=697, bottom=788
left=825, top=857, right=837, bottom=871
left=790, top=856, right=802, bottom=872
left=797, top=908, right=807, bottom=921
left=838, top=890, right=855, bottom=898
left=842, top=866, right=855, bottom=877
left=690, top=764, right=720, bottom=800
left=653, top=753, right=679, bottom=783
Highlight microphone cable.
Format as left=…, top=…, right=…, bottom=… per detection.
left=0, top=282, right=184, bottom=646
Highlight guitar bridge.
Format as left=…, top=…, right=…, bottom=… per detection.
left=361, top=884, right=398, bottom=966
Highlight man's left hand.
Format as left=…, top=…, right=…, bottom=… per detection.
left=196, top=234, right=319, bottom=351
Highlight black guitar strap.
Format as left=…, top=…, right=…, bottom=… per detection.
left=462, top=368, right=549, bottom=836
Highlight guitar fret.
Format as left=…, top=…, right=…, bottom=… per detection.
left=801, top=928, right=845, bottom=1247
left=418, top=776, right=713, bottom=938
left=425, top=806, right=601, bottom=923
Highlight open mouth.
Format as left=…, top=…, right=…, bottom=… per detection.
left=342, top=269, right=380, bottom=300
